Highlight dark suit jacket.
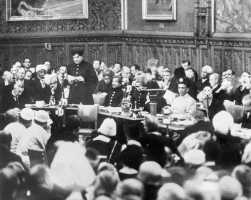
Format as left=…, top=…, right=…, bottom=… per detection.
left=31, top=78, right=51, bottom=104
left=174, top=67, right=198, bottom=82
left=196, top=78, right=210, bottom=92
left=166, top=78, right=178, bottom=93
left=2, top=91, right=23, bottom=112
left=233, top=86, right=249, bottom=105
left=242, top=112, right=251, bottom=129
left=208, top=97, right=225, bottom=121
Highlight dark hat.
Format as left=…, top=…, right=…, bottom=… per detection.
left=178, top=77, right=190, bottom=87
left=72, top=49, right=84, bottom=56
left=117, top=144, right=143, bottom=170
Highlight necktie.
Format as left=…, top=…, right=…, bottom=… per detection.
left=41, top=79, right=45, bottom=88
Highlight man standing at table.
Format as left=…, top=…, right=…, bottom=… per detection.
left=67, top=49, right=98, bottom=104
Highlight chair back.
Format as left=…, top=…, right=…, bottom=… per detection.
left=78, top=104, right=99, bottom=123
left=28, top=149, right=48, bottom=167
left=224, top=103, right=244, bottom=123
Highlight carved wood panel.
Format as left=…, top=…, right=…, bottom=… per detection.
left=88, top=45, right=104, bottom=65
left=244, top=51, right=251, bottom=73
left=107, top=44, right=122, bottom=67
left=12, top=46, right=29, bottom=65
left=0, top=47, right=10, bottom=71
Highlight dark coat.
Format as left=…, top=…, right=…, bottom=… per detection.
left=196, top=78, right=210, bottom=92
left=233, top=86, right=249, bottom=106
left=94, top=79, right=113, bottom=94
left=174, top=67, right=198, bottom=82
left=67, top=60, right=98, bottom=104
left=242, top=112, right=251, bottom=129
left=0, top=146, right=24, bottom=170
left=214, top=89, right=233, bottom=102
left=30, top=78, right=51, bottom=104
left=103, top=87, right=124, bottom=107
left=188, top=81, right=198, bottom=101
left=2, top=91, right=25, bottom=112
left=208, top=97, right=225, bottom=121
left=165, top=78, right=178, bottom=93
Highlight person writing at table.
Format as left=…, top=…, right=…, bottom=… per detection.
left=103, top=76, right=124, bottom=107
left=241, top=94, right=251, bottom=129
left=170, top=77, right=196, bottom=120
left=67, top=49, right=98, bottom=105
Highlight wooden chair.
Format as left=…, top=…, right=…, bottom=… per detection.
left=78, top=104, right=99, bottom=142
left=28, top=149, right=48, bottom=167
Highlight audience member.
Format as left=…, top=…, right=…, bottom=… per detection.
left=30, top=64, right=51, bottom=104
left=131, top=64, right=140, bottom=79
left=234, top=72, right=250, bottom=105
left=103, top=76, right=123, bottom=107
left=3, top=82, right=25, bottom=112
left=174, top=60, right=198, bottom=82
left=114, top=62, right=122, bottom=76
left=94, top=68, right=114, bottom=94
left=196, top=65, right=213, bottom=92
left=241, top=94, right=251, bottom=129
left=170, top=77, right=196, bottom=120
left=4, top=108, right=33, bottom=153
left=0, top=130, right=24, bottom=169
left=185, top=68, right=198, bottom=100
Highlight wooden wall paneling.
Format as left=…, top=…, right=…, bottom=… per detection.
left=0, top=46, right=10, bottom=71
left=164, top=46, right=173, bottom=70
left=224, top=49, right=233, bottom=73
left=156, top=45, right=164, bottom=67
left=191, top=47, right=198, bottom=72
left=141, top=45, right=148, bottom=70
left=50, top=46, right=67, bottom=69
left=182, top=47, right=190, bottom=63
left=148, top=45, right=156, bottom=63
left=233, top=50, right=243, bottom=77
left=107, top=44, right=122, bottom=67
left=12, top=46, right=29, bottom=66
left=88, top=44, right=104, bottom=66
left=125, top=44, right=133, bottom=67
left=213, top=48, right=224, bottom=74
left=201, top=47, right=209, bottom=68
left=173, top=47, right=181, bottom=69
left=31, top=46, right=48, bottom=68
left=132, top=45, right=141, bottom=67
left=244, top=51, right=251, bottom=73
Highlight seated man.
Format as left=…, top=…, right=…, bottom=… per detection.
left=197, top=86, right=225, bottom=121
left=170, top=78, right=196, bottom=120
left=94, top=68, right=114, bottom=94
left=196, top=65, right=213, bottom=93
left=3, top=82, right=24, bottom=112
left=103, top=76, right=124, bottom=107
left=17, top=110, right=52, bottom=167
left=30, top=64, right=51, bottom=104
left=241, top=94, right=251, bottom=129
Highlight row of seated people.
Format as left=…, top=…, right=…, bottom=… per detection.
left=1, top=103, right=251, bottom=200
left=1, top=58, right=251, bottom=126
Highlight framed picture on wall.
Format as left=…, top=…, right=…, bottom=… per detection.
left=142, top=0, right=176, bottom=20
left=6, top=0, right=88, bottom=21
left=212, top=0, right=251, bottom=37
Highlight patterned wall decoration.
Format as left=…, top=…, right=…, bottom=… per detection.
left=1, top=35, right=251, bottom=78
left=0, top=0, right=121, bottom=34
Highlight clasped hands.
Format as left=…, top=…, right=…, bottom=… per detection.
left=74, top=76, right=85, bottom=83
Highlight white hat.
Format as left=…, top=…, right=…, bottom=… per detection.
left=98, top=118, right=116, bottom=136
left=34, top=110, right=50, bottom=123
left=20, top=108, right=34, bottom=121
left=36, top=64, right=47, bottom=72
left=202, top=65, right=213, bottom=74
left=212, top=111, right=234, bottom=135
left=183, top=149, right=205, bottom=166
